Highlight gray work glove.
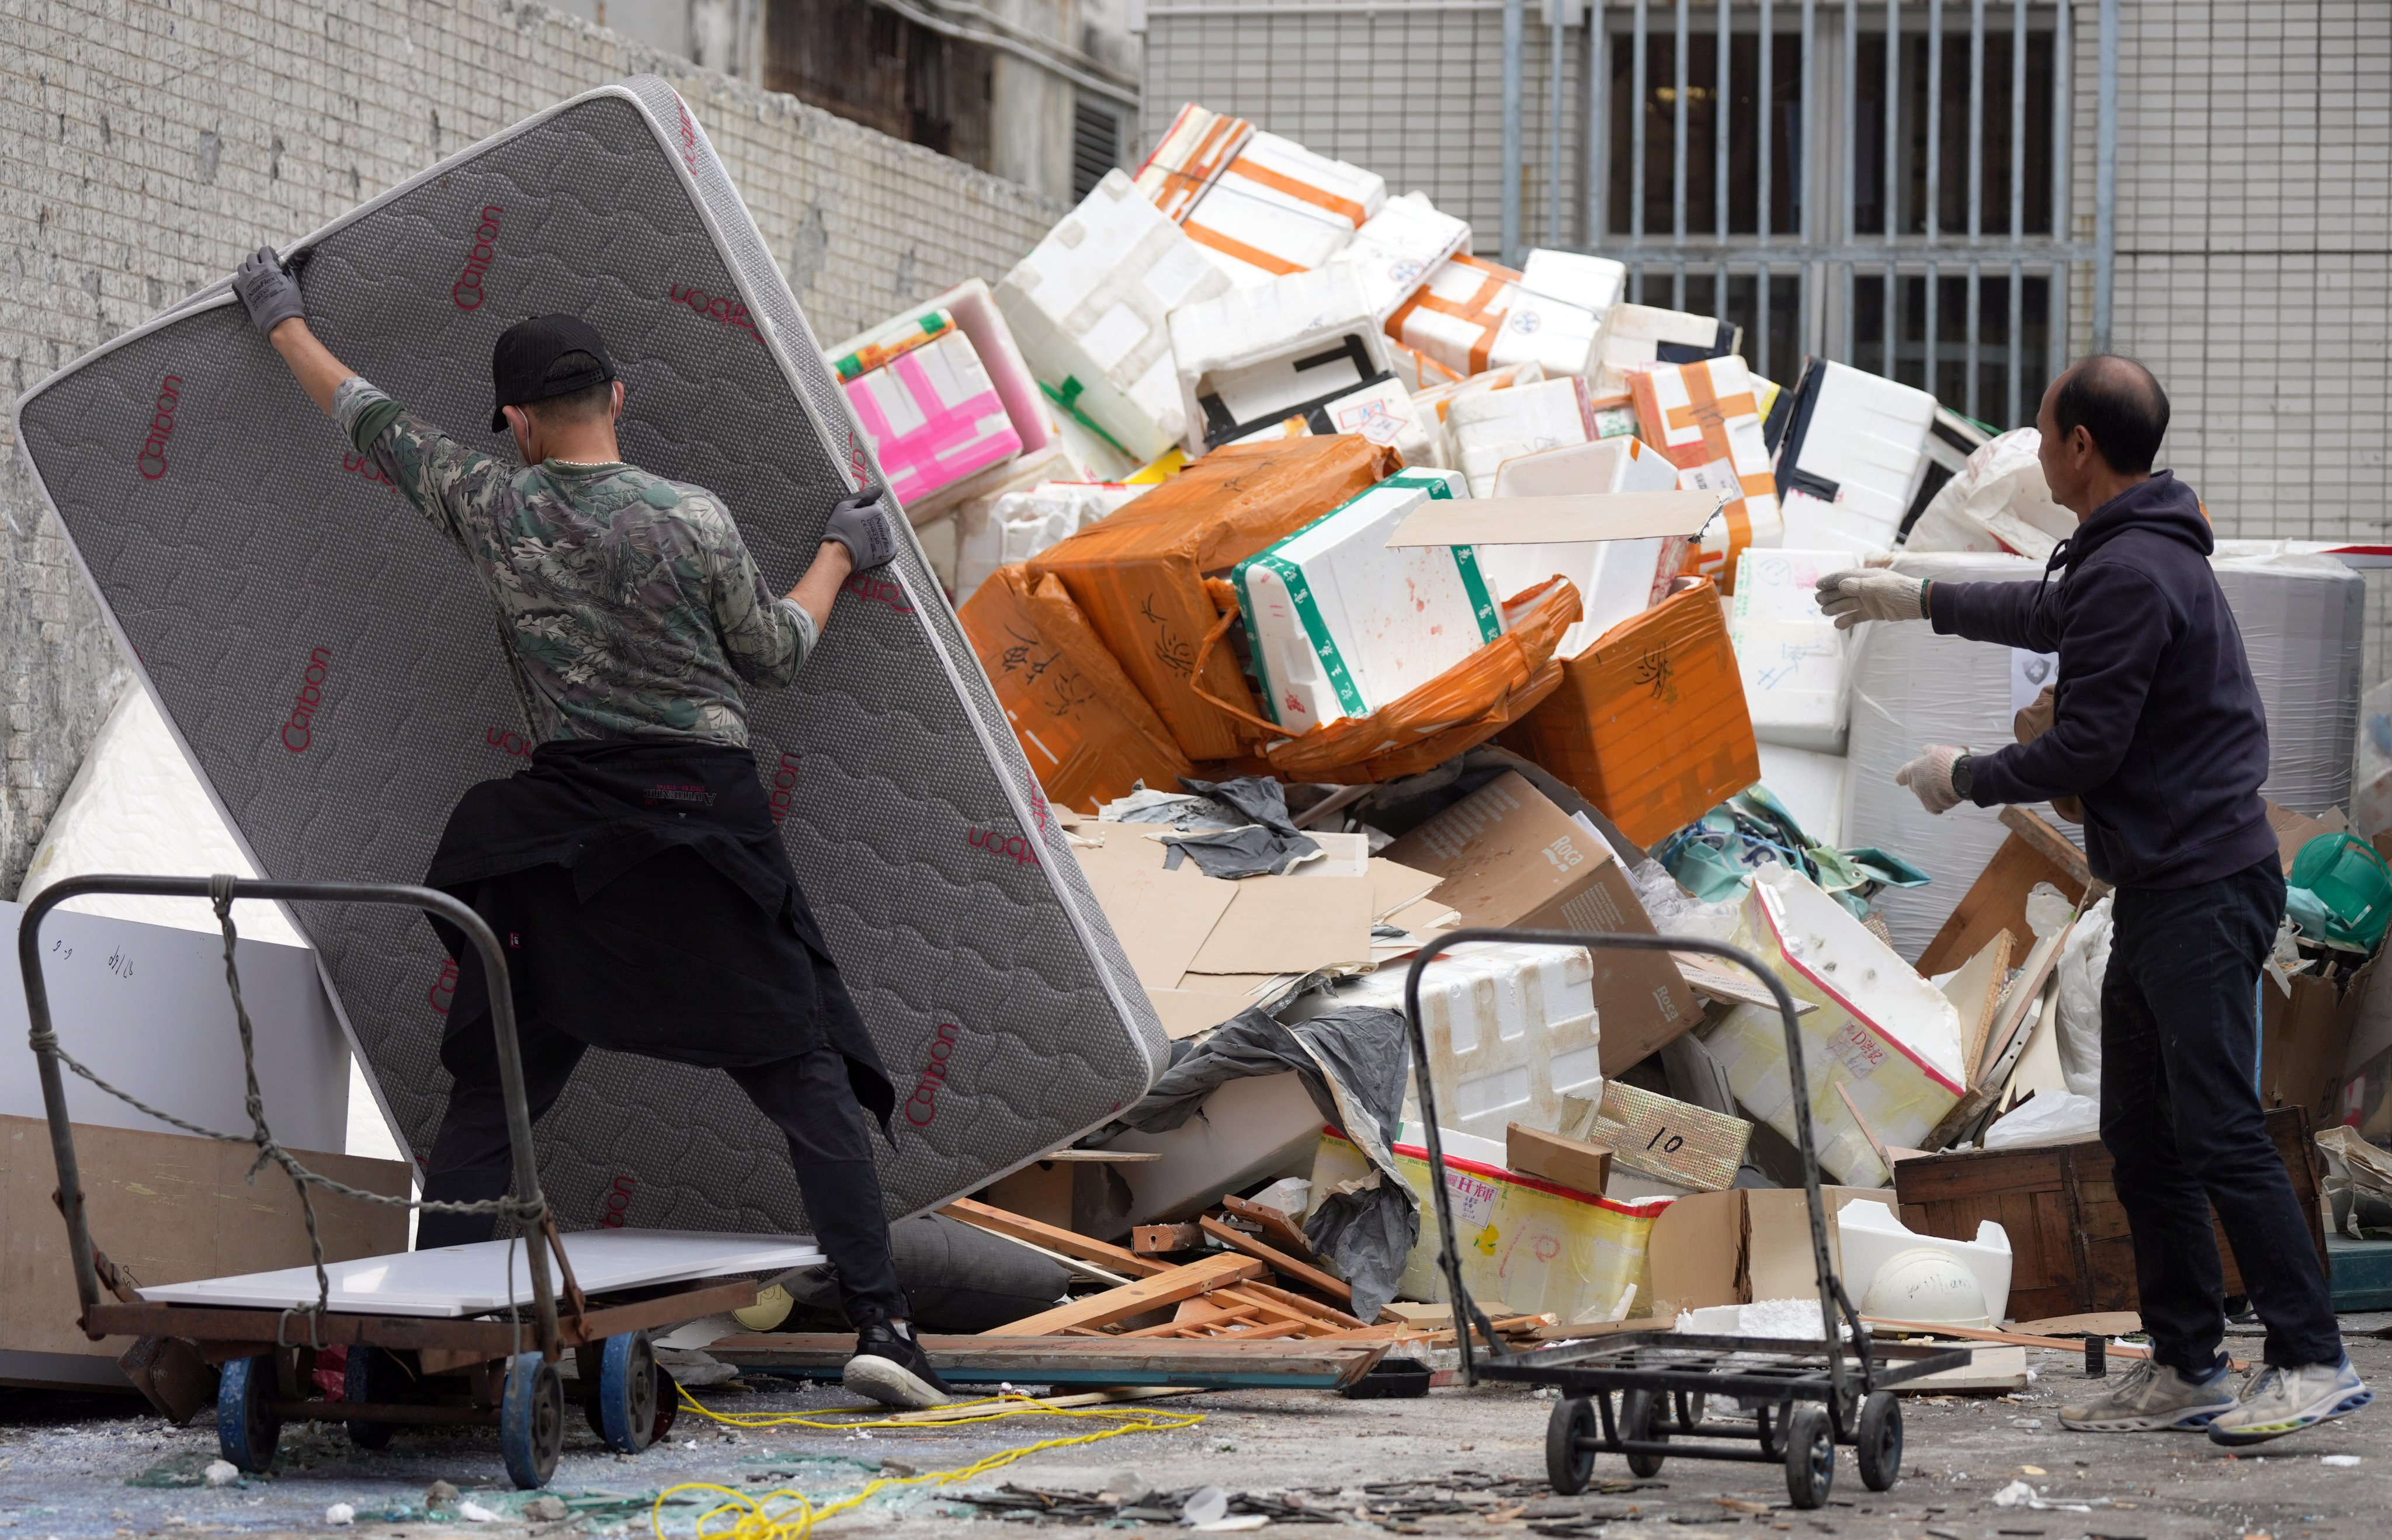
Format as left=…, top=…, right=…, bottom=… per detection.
left=233, top=246, right=307, bottom=336
left=823, top=487, right=898, bottom=571
left=1815, top=568, right=1930, bottom=631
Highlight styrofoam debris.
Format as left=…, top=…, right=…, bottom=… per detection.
left=325, top=1504, right=356, bottom=1526
left=203, top=1460, right=241, bottom=1487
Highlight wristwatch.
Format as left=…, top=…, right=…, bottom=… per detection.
left=1950, top=752, right=1975, bottom=799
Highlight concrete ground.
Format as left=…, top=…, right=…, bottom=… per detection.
left=4, top=1336, right=2385, bottom=1540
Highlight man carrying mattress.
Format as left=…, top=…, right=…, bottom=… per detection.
left=1815, top=354, right=2364, bottom=1447
left=231, top=247, right=954, bottom=1410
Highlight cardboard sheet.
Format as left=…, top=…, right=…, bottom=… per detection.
left=1067, top=836, right=1241, bottom=991
left=1186, top=874, right=1374, bottom=976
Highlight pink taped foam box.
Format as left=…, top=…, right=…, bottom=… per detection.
left=842, top=329, right=1025, bottom=509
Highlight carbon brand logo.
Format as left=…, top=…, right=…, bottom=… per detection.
left=673, top=95, right=702, bottom=171
left=841, top=571, right=912, bottom=614
left=905, top=1022, right=963, bottom=1128
left=668, top=283, right=762, bottom=345
left=428, top=958, right=458, bottom=1015
left=599, top=1173, right=637, bottom=1229
left=452, top=205, right=504, bottom=310
left=485, top=725, right=533, bottom=759
left=137, top=374, right=183, bottom=479
left=280, top=646, right=332, bottom=752
left=342, top=450, right=394, bottom=489
left=766, top=750, right=802, bottom=826
left=967, top=826, right=1040, bottom=868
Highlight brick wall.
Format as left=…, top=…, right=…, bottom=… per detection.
left=0, top=0, right=1064, bottom=891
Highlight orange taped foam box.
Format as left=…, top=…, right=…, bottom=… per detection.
left=1387, top=254, right=1603, bottom=380
left=1026, top=436, right=1400, bottom=763
left=958, top=564, right=1195, bottom=814
left=1630, top=356, right=1784, bottom=593
left=1588, top=302, right=1739, bottom=395
left=1134, top=103, right=1255, bottom=223
left=1501, top=578, right=1762, bottom=848
left=1181, top=131, right=1387, bottom=288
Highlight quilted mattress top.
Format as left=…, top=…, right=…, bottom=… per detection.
left=13, top=78, right=1165, bottom=1236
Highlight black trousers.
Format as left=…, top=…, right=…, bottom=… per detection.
left=417, top=1011, right=909, bottom=1324
left=2101, top=856, right=2340, bottom=1374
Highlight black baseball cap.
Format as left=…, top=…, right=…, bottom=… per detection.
left=490, top=314, right=617, bottom=432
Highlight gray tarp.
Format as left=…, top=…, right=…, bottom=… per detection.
left=1116, top=1004, right=1416, bottom=1322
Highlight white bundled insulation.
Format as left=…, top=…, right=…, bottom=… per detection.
left=1771, top=360, right=1939, bottom=555
left=1731, top=548, right=1855, bottom=752
left=1334, top=193, right=1471, bottom=320
left=2213, top=554, right=2365, bottom=816
left=996, top=169, right=1233, bottom=463
left=954, top=481, right=1145, bottom=606
left=1292, top=941, right=1602, bottom=1145
left=1480, top=436, right=1683, bottom=628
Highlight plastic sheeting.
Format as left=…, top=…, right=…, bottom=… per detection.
left=2214, top=554, right=2365, bottom=816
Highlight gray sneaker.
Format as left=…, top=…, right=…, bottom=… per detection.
left=2206, top=1358, right=2371, bottom=1447
left=2058, top=1357, right=2236, bottom=1432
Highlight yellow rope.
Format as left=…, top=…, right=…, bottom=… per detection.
left=650, top=1385, right=1205, bottom=1540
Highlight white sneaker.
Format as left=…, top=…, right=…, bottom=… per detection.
left=2206, top=1358, right=2371, bottom=1447
left=2058, top=1358, right=2237, bottom=1432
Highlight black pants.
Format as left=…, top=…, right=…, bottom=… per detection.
left=417, top=1012, right=908, bottom=1325
left=2102, top=856, right=2339, bottom=1374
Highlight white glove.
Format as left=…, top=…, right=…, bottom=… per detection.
left=1815, top=569, right=1929, bottom=631
left=1896, top=745, right=1968, bottom=815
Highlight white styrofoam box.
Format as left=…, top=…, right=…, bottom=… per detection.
left=1904, top=427, right=2073, bottom=560
left=1447, top=376, right=1594, bottom=498
left=996, top=169, right=1234, bottom=463
left=1106, top=1070, right=1329, bottom=1222
left=1846, top=551, right=2088, bottom=959
left=1836, top=1197, right=2013, bottom=1325
left=1756, top=743, right=1849, bottom=850
left=841, top=328, right=1023, bottom=509
left=1772, top=361, right=1939, bottom=555
left=1731, top=548, right=1856, bottom=752
left=954, top=480, right=1146, bottom=606
left=1700, top=864, right=1964, bottom=1184
left=1589, top=303, right=1735, bottom=395
left=1389, top=256, right=1601, bottom=380
left=1632, top=356, right=1784, bottom=586
left=1334, top=193, right=1472, bottom=320
left=1213, top=376, right=1441, bottom=469
left=1168, top=264, right=1395, bottom=455
left=1180, top=131, right=1387, bottom=287
left=1518, top=249, right=1627, bottom=325
left=2, top=897, right=350, bottom=1153
left=1292, top=941, right=1602, bottom=1143
left=824, top=278, right=1060, bottom=521
left=1479, top=437, right=1685, bottom=627
left=1233, top=468, right=1501, bottom=732
left=1133, top=103, right=1255, bottom=222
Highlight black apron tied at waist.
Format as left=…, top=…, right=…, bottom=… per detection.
left=422, top=738, right=894, bottom=1128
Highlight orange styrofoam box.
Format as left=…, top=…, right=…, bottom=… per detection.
left=1027, top=436, right=1400, bottom=762
left=959, top=564, right=1195, bottom=813
left=1500, top=578, right=1760, bottom=846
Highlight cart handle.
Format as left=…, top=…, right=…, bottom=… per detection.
left=1402, top=927, right=1865, bottom=1419
left=16, top=874, right=560, bottom=1358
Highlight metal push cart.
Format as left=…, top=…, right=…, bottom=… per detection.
left=19, top=874, right=771, bottom=1489
left=1401, top=929, right=1973, bottom=1510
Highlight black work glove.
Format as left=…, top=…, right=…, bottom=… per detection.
left=233, top=246, right=307, bottom=336
left=823, top=487, right=898, bottom=571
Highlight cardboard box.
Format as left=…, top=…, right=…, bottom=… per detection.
left=1500, top=578, right=1761, bottom=847
left=2, top=1114, right=409, bottom=1386
left=1630, top=356, right=1783, bottom=592
left=1563, top=1080, right=1749, bottom=1192
left=1508, top=1122, right=1614, bottom=1195
left=1379, top=770, right=1700, bottom=1073
left=1645, top=1185, right=1883, bottom=1312
left=2268, top=955, right=2379, bottom=1128
left=1028, top=436, right=1399, bottom=762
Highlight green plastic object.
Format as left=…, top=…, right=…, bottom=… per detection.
left=2288, top=832, right=2392, bottom=953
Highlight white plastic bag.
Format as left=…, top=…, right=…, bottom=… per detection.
left=1904, top=427, right=2073, bottom=559
left=2054, top=893, right=2113, bottom=1098
left=1983, top=1089, right=2103, bottom=1149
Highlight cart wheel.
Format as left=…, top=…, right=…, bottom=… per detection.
left=216, top=1355, right=281, bottom=1473
left=1783, top=1405, right=1835, bottom=1510
left=342, top=1347, right=397, bottom=1450
left=652, top=1367, right=681, bottom=1444
left=1672, top=1390, right=1709, bottom=1433
left=596, top=1332, right=660, bottom=1454
left=1544, top=1396, right=1598, bottom=1495
left=1621, top=1389, right=1668, bottom=1478
left=500, top=1353, right=564, bottom=1490
left=1855, top=1390, right=1903, bottom=1492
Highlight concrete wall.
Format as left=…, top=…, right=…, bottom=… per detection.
left=0, top=0, right=1064, bottom=892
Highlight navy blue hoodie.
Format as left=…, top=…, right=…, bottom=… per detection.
left=1927, top=471, right=2278, bottom=889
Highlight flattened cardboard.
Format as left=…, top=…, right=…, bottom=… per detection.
left=1644, top=1184, right=1881, bottom=1313
left=1380, top=772, right=1700, bottom=1071
left=1386, top=491, right=1724, bottom=548
left=1187, top=874, right=1374, bottom=976
left=1070, top=836, right=1241, bottom=991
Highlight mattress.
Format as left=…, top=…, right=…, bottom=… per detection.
left=12, top=77, right=1167, bottom=1239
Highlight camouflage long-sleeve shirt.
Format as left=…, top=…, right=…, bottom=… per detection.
left=334, top=377, right=814, bottom=746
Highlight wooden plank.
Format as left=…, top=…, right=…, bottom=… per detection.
left=1116, top=1303, right=1256, bottom=1339
left=1197, top=1216, right=1353, bottom=1305
left=1998, top=804, right=2102, bottom=896
left=1914, top=831, right=2088, bottom=979
left=1219, top=1195, right=1318, bottom=1260
left=942, top=1198, right=1166, bottom=1277
left=1132, top=1223, right=1205, bottom=1255
left=710, top=1332, right=1392, bottom=1389
left=1940, top=930, right=2015, bottom=1087
left=1234, top=1278, right=1370, bottom=1332
left=985, top=1255, right=1265, bottom=1337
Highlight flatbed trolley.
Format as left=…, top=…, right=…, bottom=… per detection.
left=1401, top=928, right=1974, bottom=1510
left=20, top=874, right=770, bottom=1489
